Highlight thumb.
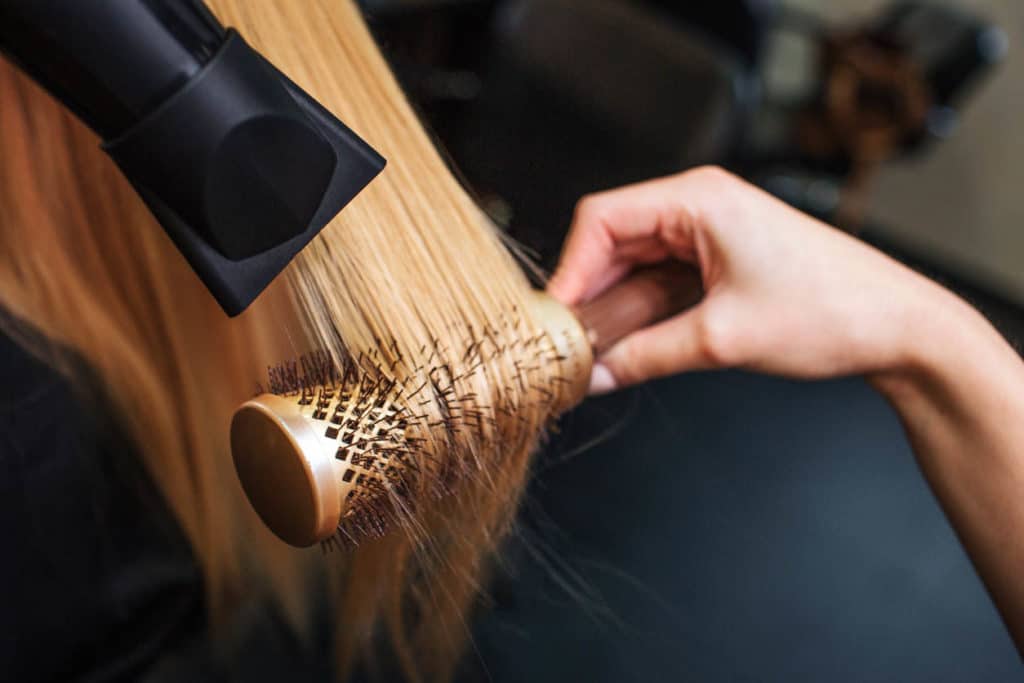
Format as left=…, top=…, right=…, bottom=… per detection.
left=588, top=306, right=722, bottom=394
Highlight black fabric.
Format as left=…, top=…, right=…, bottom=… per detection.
left=458, top=370, right=1024, bottom=682
left=2, top=321, right=204, bottom=682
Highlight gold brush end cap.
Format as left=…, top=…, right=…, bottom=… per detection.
left=230, top=394, right=341, bottom=546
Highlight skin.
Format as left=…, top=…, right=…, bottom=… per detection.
left=547, top=166, right=1024, bottom=654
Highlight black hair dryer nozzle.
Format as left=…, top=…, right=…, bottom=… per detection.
left=0, top=0, right=385, bottom=315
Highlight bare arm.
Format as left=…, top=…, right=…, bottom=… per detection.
left=547, top=167, right=1024, bottom=650
left=871, top=296, right=1024, bottom=648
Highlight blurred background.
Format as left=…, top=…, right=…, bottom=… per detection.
left=353, top=0, right=1024, bottom=681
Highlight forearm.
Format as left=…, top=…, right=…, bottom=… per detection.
left=871, top=291, right=1024, bottom=650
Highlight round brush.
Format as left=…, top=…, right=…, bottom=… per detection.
left=231, top=264, right=700, bottom=546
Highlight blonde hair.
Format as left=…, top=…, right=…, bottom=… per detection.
left=0, top=1, right=563, bottom=680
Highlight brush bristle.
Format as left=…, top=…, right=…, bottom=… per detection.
left=261, top=301, right=586, bottom=548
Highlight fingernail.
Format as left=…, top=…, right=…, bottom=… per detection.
left=588, top=362, right=617, bottom=395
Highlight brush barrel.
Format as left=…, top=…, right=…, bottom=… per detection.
left=231, top=263, right=700, bottom=546
left=229, top=293, right=595, bottom=547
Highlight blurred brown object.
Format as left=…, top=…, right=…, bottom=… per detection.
left=799, top=29, right=931, bottom=231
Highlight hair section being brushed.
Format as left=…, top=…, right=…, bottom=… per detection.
left=0, top=1, right=570, bottom=680
left=210, top=1, right=580, bottom=679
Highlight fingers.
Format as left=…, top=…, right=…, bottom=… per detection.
left=546, top=167, right=755, bottom=394
left=547, top=167, right=737, bottom=306
left=589, top=304, right=737, bottom=394
left=547, top=176, right=691, bottom=305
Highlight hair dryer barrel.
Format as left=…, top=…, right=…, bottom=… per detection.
left=0, top=0, right=385, bottom=316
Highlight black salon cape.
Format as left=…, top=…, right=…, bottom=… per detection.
left=2, top=321, right=203, bottom=681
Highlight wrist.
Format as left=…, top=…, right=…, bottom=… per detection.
left=868, top=283, right=1007, bottom=401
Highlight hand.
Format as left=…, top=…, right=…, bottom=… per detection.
left=549, top=168, right=1024, bottom=652
left=547, top=167, right=968, bottom=393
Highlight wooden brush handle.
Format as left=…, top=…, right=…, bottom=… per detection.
left=575, top=262, right=703, bottom=355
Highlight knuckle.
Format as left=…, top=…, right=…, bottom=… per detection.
left=683, top=165, right=739, bottom=195
left=605, top=339, right=644, bottom=387
left=695, top=309, right=739, bottom=367
left=573, top=193, right=608, bottom=224
left=646, top=351, right=679, bottom=381
left=687, top=165, right=731, bottom=184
